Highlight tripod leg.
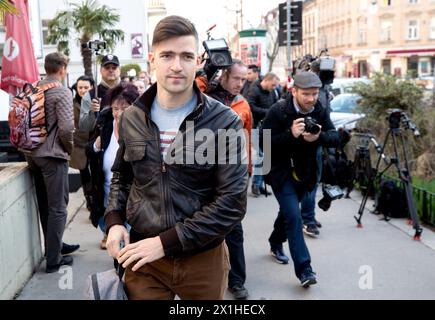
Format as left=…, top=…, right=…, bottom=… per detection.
left=403, top=181, right=423, bottom=240
left=354, top=130, right=391, bottom=228
left=396, top=133, right=423, bottom=240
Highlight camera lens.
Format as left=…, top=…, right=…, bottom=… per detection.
left=211, top=52, right=231, bottom=68
left=305, top=117, right=321, bottom=135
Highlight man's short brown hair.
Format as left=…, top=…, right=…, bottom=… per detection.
left=44, top=52, right=69, bottom=75
left=263, top=72, right=278, bottom=81
left=152, top=15, right=199, bottom=49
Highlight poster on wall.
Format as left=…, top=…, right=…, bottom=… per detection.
left=131, top=33, right=144, bottom=58
left=240, top=43, right=262, bottom=67
left=239, top=30, right=268, bottom=75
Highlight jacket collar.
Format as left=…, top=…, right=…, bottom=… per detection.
left=133, top=81, right=204, bottom=119
left=284, top=94, right=322, bottom=116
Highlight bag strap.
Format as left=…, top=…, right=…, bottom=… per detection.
left=115, top=261, right=125, bottom=281
left=38, top=82, right=61, bottom=92
left=91, top=273, right=101, bottom=300
left=323, top=148, right=339, bottom=186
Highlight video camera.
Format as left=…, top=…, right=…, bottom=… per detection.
left=203, top=38, right=233, bottom=70
left=201, top=25, right=233, bottom=84
left=83, top=40, right=107, bottom=53
left=318, top=184, right=345, bottom=212
left=294, top=48, right=336, bottom=86
left=386, top=109, right=420, bottom=136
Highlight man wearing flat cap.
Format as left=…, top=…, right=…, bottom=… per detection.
left=260, top=71, right=339, bottom=288
left=79, top=54, right=121, bottom=132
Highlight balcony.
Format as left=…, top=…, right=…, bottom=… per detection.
left=147, top=0, right=166, bottom=13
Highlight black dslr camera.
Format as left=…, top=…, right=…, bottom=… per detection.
left=86, top=40, right=107, bottom=52
left=304, top=117, right=321, bottom=135
left=318, top=184, right=344, bottom=212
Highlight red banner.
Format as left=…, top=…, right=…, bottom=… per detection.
left=1, top=0, right=39, bottom=95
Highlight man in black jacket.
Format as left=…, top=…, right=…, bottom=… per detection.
left=248, top=72, right=279, bottom=197
left=104, top=15, right=248, bottom=300
left=241, top=64, right=259, bottom=98
left=261, top=72, right=338, bottom=287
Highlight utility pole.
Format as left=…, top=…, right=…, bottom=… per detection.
left=286, top=0, right=292, bottom=77
left=239, top=0, right=243, bottom=30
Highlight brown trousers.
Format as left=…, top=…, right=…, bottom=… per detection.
left=125, top=242, right=230, bottom=300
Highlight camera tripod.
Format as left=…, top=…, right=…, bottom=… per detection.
left=348, top=133, right=385, bottom=198
left=354, top=124, right=423, bottom=241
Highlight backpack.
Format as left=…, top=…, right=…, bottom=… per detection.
left=375, top=179, right=409, bottom=219
left=8, top=82, right=60, bottom=151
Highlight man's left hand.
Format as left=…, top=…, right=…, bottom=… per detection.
left=117, top=236, right=165, bottom=272
left=302, top=125, right=322, bottom=142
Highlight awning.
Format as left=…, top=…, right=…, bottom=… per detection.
left=386, top=48, right=435, bottom=57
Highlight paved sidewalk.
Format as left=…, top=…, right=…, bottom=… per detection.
left=17, top=188, right=435, bottom=300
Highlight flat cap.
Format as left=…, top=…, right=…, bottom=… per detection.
left=293, top=71, right=322, bottom=89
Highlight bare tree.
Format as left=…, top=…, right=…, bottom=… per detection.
left=265, top=10, right=280, bottom=72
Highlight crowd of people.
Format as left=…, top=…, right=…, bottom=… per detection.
left=22, top=14, right=339, bottom=300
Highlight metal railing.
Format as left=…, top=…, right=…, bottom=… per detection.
left=386, top=176, right=435, bottom=226
left=413, top=187, right=435, bottom=226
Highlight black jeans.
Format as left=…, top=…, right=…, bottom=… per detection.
left=225, top=222, right=246, bottom=288
left=26, top=156, right=69, bottom=266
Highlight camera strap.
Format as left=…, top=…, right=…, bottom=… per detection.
left=290, top=158, right=302, bottom=182
left=322, top=148, right=339, bottom=186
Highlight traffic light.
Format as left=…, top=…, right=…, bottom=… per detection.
left=278, top=1, right=303, bottom=46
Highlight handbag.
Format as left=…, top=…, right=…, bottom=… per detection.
left=85, top=265, right=127, bottom=300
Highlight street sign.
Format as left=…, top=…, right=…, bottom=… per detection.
left=278, top=1, right=303, bottom=47
left=279, top=1, right=302, bottom=29
left=278, top=28, right=302, bottom=46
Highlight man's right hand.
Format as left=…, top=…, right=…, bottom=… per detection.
left=291, top=118, right=306, bottom=138
left=91, top=98, right=101, bottom=113
left=106, top=225, right=130, bottom=259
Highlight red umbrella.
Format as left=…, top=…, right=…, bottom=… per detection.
left=1, top=0, right=39, bottom=95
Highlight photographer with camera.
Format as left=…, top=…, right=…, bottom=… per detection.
left=79, top=54, right=121, bottom=132
left=261, top=72, right=338, bottom=287
left=290, top=52, right=336, bottom=237
left=196, top=59, right=252, bottom=300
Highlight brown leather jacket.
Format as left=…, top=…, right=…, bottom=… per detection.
left=105, top=83, right=248, bottom=257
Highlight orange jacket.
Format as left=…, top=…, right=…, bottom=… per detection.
left=195, top=76, right=252, bottom=174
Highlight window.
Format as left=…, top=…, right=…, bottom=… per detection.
left=407, top=20, right=419, bottom=40
left=358, top=18, right=367, bottom=44
left=381, top=21, right=392, bottom=42
left=382, top=59, right=391, bottom=75
left=430, top=17, right=435, bottom=39
left=42, top=19, right=51, bottom=46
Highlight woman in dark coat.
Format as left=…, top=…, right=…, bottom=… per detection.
left=87, top=82, right=139, bottom=249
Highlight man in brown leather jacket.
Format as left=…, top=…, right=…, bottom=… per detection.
left=104, top=15, right=248, bottom=300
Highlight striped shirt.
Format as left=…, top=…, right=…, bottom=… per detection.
left=151, top=95, right=197, bottom=159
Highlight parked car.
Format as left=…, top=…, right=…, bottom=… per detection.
left=330, top=93, right=365, bottom=130
left=330, top=78, right=370, bottom=97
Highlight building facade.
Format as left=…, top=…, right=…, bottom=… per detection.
left=1, top=0, right=149, bottom=86
left=296, top=0, right=435, bottom=78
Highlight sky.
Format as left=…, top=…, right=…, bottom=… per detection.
left=164, top=0, right=284, bottom=40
